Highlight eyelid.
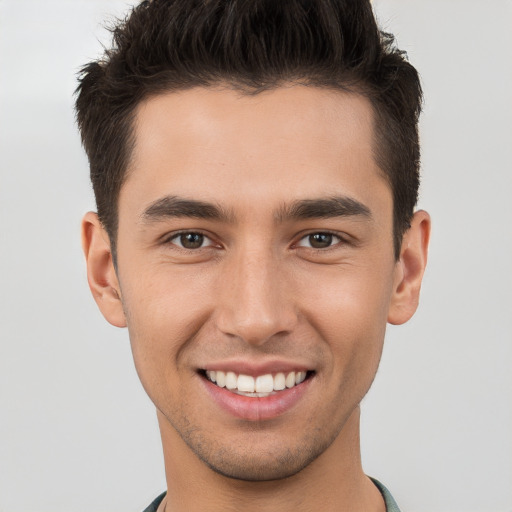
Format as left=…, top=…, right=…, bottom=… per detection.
left=295, top=230, right=346, bottom=249
left=159, top=229, right=351, bottom=251
left=163, top=230, right=217, bottom=249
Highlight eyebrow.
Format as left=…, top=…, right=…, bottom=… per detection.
left=140, top=196, right=235, bottom=223
left=140, top=194, right=372, bottom=224
left=275, top=196, right=372, bottom=222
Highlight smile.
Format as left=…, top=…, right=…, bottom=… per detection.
left=203, top=370, right=309, bottom=397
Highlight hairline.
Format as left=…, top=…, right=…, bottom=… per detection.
left=106, top=80, right=402, bottom=266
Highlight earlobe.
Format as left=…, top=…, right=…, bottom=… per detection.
left=387, top=210, right=431, bottom=325
left=81, top=212, right=127, bottom=328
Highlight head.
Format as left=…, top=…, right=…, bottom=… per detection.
left=76, top=0, right=422, bottom=263
left=78, top=0, right=430, bottom=485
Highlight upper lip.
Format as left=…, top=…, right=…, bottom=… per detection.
left=199, top=359, right=313, bottom=376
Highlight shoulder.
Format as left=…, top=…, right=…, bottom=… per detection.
left=141, top=491, right=166, bottom=512
left=370, top=478, right=402, bottom=512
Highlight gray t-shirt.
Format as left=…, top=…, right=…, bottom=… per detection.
left=142, top=477, right=401, bottom=512
left=371, top=477, right=401, bottom=512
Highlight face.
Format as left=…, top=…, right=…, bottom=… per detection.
left=84, top=85, right=426, bottom=481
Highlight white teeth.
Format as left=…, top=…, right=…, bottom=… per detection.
left=295, top=371, right=306, bottom=385
left=205, top=370, right=309, bottom=394
left=273, top=372, right=286, bottom=391
left=285, top=372, right=296, bottom=388
left=255, top=374, right=274, bottom=393
left=225, top=371, right=238, bottom=390
left=237, top=374, right=255, bottom=392
left=216, top=371, right=226, bottom=388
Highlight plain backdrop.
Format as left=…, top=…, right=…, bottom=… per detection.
left=1, top=1, right=511, bottom=511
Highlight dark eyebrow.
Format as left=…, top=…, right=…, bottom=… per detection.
left=140, top=196, right=234, bottom=223
left=276, top=196, right=372, bottom=222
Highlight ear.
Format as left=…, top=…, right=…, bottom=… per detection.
left=81, top=212, right=127, bottom=328
left=387, top=210, right=431, bottom=325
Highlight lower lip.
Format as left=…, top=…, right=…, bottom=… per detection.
left=201, top=374, right=312, bottom=421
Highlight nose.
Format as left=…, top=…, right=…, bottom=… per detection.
left=214, top=247, right=298, bottom=346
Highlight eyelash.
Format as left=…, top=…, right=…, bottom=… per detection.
left=295, top=231, right=345, bottom=250
left=164, top=231, right=216, bottom=250
left=163, top=230, right=347, bottom=251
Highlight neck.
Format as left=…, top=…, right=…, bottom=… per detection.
left=157, top=407, right=385, bottom=512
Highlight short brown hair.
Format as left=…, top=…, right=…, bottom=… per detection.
left=75, top=0, right=422, bottom=260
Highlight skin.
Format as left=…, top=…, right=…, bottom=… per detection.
left=82, top=85, right=430, bottom=512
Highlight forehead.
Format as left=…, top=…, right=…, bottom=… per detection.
left=131, top=85, right=375, bottom=167
left=123, top=85, right=389, bottom=218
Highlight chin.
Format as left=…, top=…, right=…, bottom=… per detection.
left=201, top=452, right=315, bottom=482
left=186, top=429, right=336, bottom=482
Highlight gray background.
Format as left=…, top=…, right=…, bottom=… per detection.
left=1, top=1, right=511, bottom=510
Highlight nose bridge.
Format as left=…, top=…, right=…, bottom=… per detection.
left=216, top=242, right=296, bottom=345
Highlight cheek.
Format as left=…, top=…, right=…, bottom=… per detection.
left=119, top=264, right=215, bottom=383
left=298, top=263, right=393, bottom=371
left=122, top=258, right=212, bottom=327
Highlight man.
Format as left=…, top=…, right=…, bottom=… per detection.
left=76, top=1, right=430, bottom=510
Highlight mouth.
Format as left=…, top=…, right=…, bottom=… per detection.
left=197, top=361, right=316, bottom=420
left=199, top=369, right=314, bottom=397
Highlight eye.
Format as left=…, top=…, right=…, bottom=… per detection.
left=169, top=232, right=214, bottom=250
left=297, top=232, right=342, bottom=249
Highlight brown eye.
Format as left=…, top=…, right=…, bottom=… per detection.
left=297, top=232, right=341, bottom=249
left=181, top=233, right=203, bottom=249
left=171, top=232, right=212, bottom=249
left=309, top=233, right=333, bottom=248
